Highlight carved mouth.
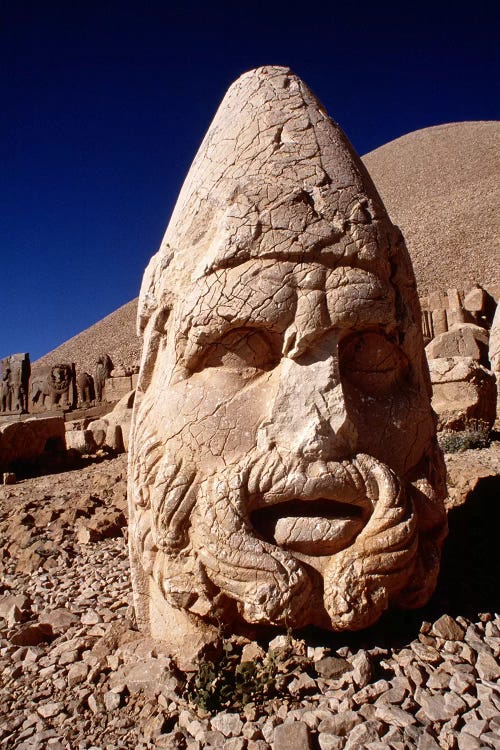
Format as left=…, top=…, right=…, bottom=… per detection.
left=250, top=498, right=368, bottom=556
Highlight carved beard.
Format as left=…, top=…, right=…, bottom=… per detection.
left=190, top=452, right=419, bottom=630
left=130, top=417, right=446, bottom=632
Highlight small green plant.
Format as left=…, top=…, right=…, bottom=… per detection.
left=187, top=639, right=279, bottom=714
left=438, top=420, right=491, bottom=453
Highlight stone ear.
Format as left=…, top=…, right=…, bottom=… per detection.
left=136, top=307, right=171, bottom=394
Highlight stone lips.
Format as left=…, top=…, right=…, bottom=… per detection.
left=128, top=65, right=447, bottom=655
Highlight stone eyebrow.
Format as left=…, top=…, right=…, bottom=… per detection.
left=177, top=300, right=283, bottom=371
left=177, top=265, right=299, bottom=344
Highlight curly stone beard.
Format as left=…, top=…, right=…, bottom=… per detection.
left=129, top=412, right=446, bottom=633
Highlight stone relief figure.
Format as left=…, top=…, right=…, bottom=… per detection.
left=0, top=354, right=30, bottom=413
left=0, top=368, right=11, bottom=413
left=95, top=354, right=113, bottom=402
left=128, top=67, right=447, bottom=659
left=31, top=364, right=75, bottom=410
left=76, top=371, right=95, bottom=407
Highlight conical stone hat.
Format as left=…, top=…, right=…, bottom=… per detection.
left=138, top=66, right=412, bottom=337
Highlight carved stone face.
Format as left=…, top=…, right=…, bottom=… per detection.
left=129, top=67, right=447, bottom=652
left=51, top=365, right=71, bottom=390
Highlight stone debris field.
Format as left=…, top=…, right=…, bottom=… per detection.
left=1, top=451, right=499, bottom=750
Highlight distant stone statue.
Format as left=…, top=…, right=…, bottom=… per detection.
left=31, top=364, right=75, bottom=410
left=76, top=371, right=95, bottom=406
left=128, top=67, right=447, bottom=660
left=95, top=354, right=113, bottom=402
left=0, top=368, right=11, bottom=413
left=0, top=353, right=30, bottom=414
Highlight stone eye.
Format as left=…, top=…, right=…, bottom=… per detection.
left=339, top=331, right=409, bottom=396
left=196, top=328, right=279, bottom=374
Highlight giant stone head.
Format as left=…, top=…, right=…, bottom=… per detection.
left=128, top=67, right=447, bottom=658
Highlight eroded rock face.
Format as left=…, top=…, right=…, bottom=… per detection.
left=428, top=356, right=497, bottom=431
left=128, top=66, right=447, bottom=657
left=0, top=417, right=66, bottom=474
left=88, top=390, right=135, bottom=453
left=425, top=324, right=489, bottom=366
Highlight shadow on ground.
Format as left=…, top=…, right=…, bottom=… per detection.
left=296, top=474, right=500, bottom=653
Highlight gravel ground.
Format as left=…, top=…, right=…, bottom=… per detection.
left=0, top=452, right=499, bottom=750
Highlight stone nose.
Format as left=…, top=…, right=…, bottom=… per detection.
left=260, top=341, right=357, bottom=461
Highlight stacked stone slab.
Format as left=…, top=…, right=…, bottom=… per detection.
left=0, top=416, right=66, bottom=474
left=420, top=284, right=496, bottom=345
left=423, top=295, right=497, bottom=430
left=102, top=370, right=139, bottom=402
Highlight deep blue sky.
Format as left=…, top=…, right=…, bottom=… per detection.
left=1, top=0, right=498, bottom=362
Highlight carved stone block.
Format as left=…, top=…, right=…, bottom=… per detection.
left=0, top=353, right=30, bottom=414
left=425, top=323, right=489, bottom=366
left=30, top=364, right=76, bottom=412
left=0, top=417, right=65, bottom=473
left=103, top=375, right=133, bottom=402
left=428, top=356, right=496, bottom=430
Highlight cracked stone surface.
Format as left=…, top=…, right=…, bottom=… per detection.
left=128, top=66, right=447, bottom=658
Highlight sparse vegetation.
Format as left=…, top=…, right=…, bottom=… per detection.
left=438, top=420, right=491, bottom=453
left=186, top=632, right=312, bottom=714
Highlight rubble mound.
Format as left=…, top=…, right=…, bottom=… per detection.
left=362, top=121, right=500, bottom=295
left=34, top=300, right=139, bottom=375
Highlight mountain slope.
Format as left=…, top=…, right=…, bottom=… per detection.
left=363, top=121, right=499, bottom=296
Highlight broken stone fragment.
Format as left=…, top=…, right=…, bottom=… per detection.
left=428, top=356, right=496, bottom=430
left=425, top=323, right=489, bottom=365
left=10, top=622, right=54, bottom=647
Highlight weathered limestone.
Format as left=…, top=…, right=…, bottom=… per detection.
left=488, top=303, right=500, bottom=420
left=425, top=324, right=489, bottom=366
left=76, top=371, right=95, bottom=407
left=103, top=375, right=134, bottom=402
left=428, top=357, right=497, bottom=430
left=463, top=285, right=487, bottom=322
left=446, top=288, right=466, bottom=328
left=419, top=285, right=495, bottom=345
left=65, top=427, right=98, bottom=455
left=30, top=364, right=76, bottom=412
left=95, top=354, right=113, bottom=402
left=128, top=66, right=447, bottom=661
left=0, top=353, right=30, bottom=414
left=0, top=416, right=65, bottom=473
left=88, top=390, right=135, bottom=453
